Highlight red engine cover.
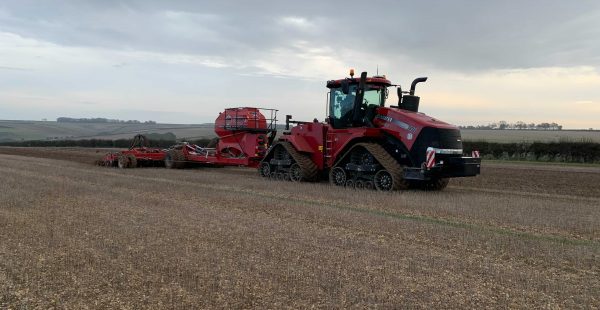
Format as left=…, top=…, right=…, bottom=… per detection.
left=373, top=107, right=458, bottom=150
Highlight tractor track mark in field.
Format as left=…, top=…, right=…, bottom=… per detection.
left=1, top=154, right=598, bottom=248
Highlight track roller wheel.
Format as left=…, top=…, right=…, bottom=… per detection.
left=374, top=169, right=394, bottom=191
left=259, top=162, right=271, bottom=178
left=329, top=167, right=347, bottom=187
left=364, top=181, right=374, bottom=190
left=345, top=180, right=355, bottom=188
left=355, top=180, right=365, bottom=189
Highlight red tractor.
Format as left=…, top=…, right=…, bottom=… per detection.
left=164, top=107, right=278, bottom=169
left=258, top=71, right=481, bottom=191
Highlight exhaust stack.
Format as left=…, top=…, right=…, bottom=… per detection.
left=400, top=77, right=428, bottom=112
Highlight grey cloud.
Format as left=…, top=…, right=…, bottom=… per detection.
left=1, top=0, right=599, bottom=72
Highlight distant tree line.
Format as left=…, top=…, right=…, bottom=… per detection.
left=460, top=121, right=562, bottom=130
left=463, top=141, right=600, bottom=164
left=57, top=117, right=157, bottom=124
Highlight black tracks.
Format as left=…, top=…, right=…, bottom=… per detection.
left=261, top=142, right=319, bottom=182
left=334, top=142, right=409, bottom=190
left=278, top=142, right=319, bottom=182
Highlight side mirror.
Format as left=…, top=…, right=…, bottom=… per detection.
left=285, top=115, right=292, bottom=130
left=397, top=86, right=403, bottom=104
left=341, top=81, right=349, bottom=94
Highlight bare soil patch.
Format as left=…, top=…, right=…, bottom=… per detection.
left=0, top=149, right=599, bottom=308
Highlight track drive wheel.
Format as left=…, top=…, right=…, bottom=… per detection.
left=258, top=162, right=271, bottom=178
left=281, top=142, right=319, bottom=182
left=289, top=163, right=303, bottom=182
left=329, top=167, right=347, bottom=187
left=374, top=170, right=394, bottom=191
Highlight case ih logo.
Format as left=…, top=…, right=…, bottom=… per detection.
left=376, top=115, right=417, bottom=132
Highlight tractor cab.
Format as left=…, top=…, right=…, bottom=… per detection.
left=326, top=71, right=391, bottom=129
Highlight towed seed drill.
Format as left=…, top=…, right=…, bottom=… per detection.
left=163, top=107, right=278, bottom=169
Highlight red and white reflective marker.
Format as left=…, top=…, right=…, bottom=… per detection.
left=426, top=147, right=436, bottom=169
left=472, top=150, right=480, bottom=158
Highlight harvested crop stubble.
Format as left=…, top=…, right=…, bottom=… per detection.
left=0, top=151, right=599, bottom=308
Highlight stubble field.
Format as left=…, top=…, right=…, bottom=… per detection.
left=0, top=147, right=599, bottom=308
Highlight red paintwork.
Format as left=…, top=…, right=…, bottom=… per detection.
left=101, top=147, right=166, bottom=164
left=327, top=76, right=392, bottom=87
left=325, top=127, right=381, bottom=167
left=122, top=147, right=166, bottom=161
left=373, top=107, right=457, bottom=149
left=280, top=79, right=460, bottom=170
left=280, top=122, right=383, bottom=170
left=181, top=107, right=272, bottom=168
left=280, top=122, right=326, bottom=168
left=214, top=107, right=268, bottom=137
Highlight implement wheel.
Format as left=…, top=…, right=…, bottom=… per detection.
left=127, top=154, right=137, bottom=168
left=117, top=155, right=129, bottom=169
left=164, top=150, right=176, bottom=169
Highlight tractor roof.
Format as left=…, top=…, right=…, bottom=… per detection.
left=326, top=76, right=392, bottom=88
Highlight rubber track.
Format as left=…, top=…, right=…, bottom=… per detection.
left=345, top=142, right=409, bottom=190
left=278, top=142, right=319, bottom=182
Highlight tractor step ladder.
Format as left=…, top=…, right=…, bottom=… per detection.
left=325, top=132, right=335, bottom=160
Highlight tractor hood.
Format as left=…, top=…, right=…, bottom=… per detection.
left=373, top=106, right=460, bottom=151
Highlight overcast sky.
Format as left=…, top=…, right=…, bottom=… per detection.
left=1, top=0, right=599, bottom=128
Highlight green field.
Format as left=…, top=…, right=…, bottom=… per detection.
left=2, top=120, right=599, bottom=144
left=0, top=120, right=215, bottom=142
left=461, top=129, right=600, bottom=143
